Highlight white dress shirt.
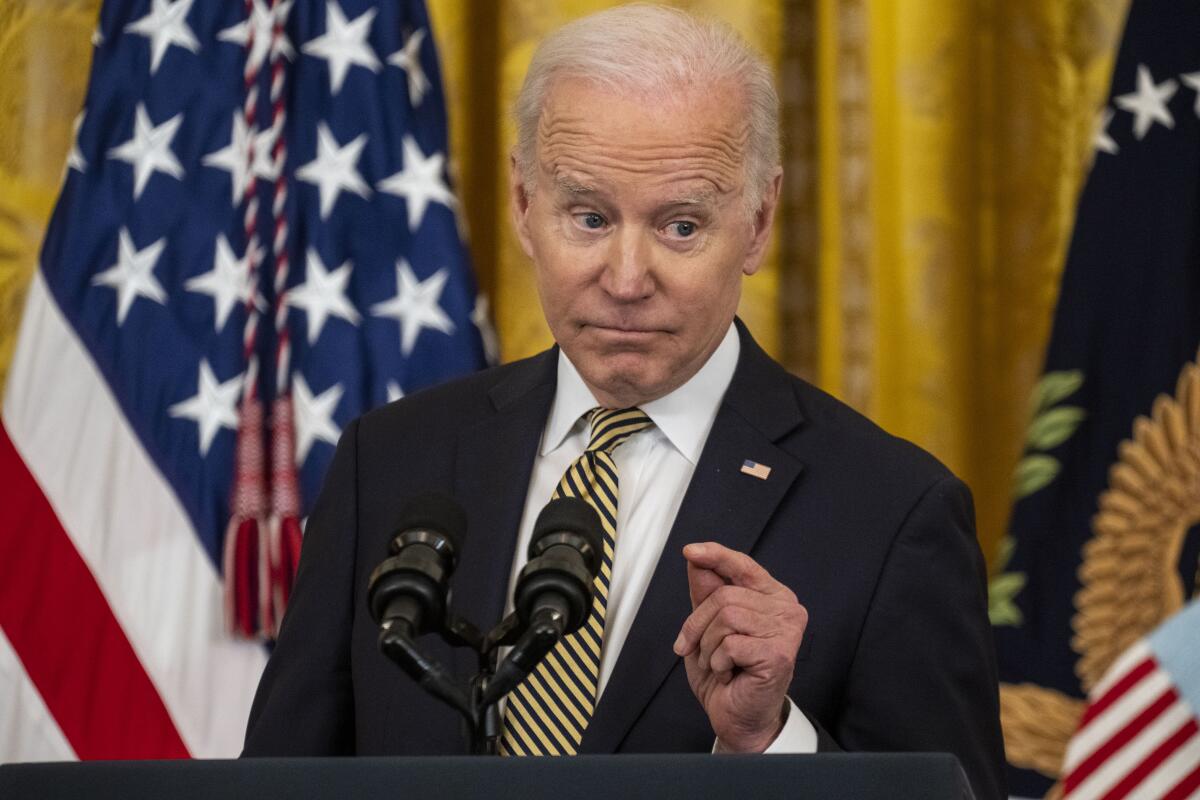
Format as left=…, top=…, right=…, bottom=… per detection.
left=503, top=322, right=817, bottom=753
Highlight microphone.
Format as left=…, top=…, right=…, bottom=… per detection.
left=482, top=497, right=604, bottom=705
left=515, top=497, right=604, bottom=635
left=367, top=492, right=466, bottom=639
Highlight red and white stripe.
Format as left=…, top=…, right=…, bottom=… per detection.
left=0, top=273, right=268, bottom=761
left=1062, top=640, right=1200, bottom=799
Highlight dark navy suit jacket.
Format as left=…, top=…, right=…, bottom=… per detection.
left=243, top=323, right=1005, bottom=800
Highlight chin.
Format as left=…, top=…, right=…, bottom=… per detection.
left=586, top=363, right=670, bottom=407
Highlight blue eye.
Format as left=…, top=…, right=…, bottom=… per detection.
left=581, top=213, right=605, bottom=229
left=670, top=221, right=697, bottom=237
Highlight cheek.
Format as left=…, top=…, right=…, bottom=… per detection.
left=532, top=232, right=600, bottom=294
left=530, top=244, right=595, bottom=333
left=664, top=255, right=742, bottom=315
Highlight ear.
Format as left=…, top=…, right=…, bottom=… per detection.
left=509, top=151, right=535, bottom=259
left=741, top=169, right=783, bottom=277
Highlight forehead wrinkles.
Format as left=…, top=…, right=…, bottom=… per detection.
left=536, top=107, right=749, bottom=194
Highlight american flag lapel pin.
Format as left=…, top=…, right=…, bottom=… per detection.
left=740, top=459, right=771, bottom=480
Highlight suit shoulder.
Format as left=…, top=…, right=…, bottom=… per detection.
left=784, top=372, right=959, bottom=491
left=355, top=350, right=553, bottom=437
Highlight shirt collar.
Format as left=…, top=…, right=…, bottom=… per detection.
left=542, top=322, right=740, bottom=464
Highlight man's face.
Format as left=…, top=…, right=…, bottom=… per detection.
left=511, top=77, right=780, bottom=408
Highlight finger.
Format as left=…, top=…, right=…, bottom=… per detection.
left=674, top=585, right=764, bottom=656
left=682, top=542, right=780, bottom=593
left=682, top=647, right=708, bottom=690
left=697, top=604, right=770, bottom=671
left=687, top=560, right=727, bottom=609
left=683, top=645, right=732, bottom=691
left=709, top=633, right=769, bottom=675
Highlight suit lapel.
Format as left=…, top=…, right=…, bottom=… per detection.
left=581, top=323, right=806, bottom=752
left=450, top=350, right=557, bottom=675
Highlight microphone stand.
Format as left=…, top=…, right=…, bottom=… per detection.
left=377, top=607, right=547, bottom=755
left=373, top=497, right=600, bottom=754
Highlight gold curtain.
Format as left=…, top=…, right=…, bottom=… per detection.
left=0, top=0, right=1128, bottom=567
left=0, top=0, right=100, bottom=388
left=429, top=0, right=1128, bottom=565
left=780, top=0, right=1129, bottom=563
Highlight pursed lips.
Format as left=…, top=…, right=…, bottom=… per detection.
left=584, top=322, right=667, bottom=336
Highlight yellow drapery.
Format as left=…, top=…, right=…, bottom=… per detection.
left=0, top=0, right=1128, bottom=567
left=0, top=0, right=101, bottom=388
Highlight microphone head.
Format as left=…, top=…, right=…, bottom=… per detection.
left=391, top=492, right=467, bottom=555
left=530, top=497, right=604, bottom=573
left=369, top=493, right=466, bottom=633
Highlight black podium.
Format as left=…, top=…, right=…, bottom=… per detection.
left=0, top=753, right=973, bottom=799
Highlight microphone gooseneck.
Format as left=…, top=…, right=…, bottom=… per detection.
left=482, top=497, right=605, bottom=706
left=367, top=493, right=473, bottom=720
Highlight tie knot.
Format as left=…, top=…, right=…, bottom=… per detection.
left=586, top=407, right=653, bottom=454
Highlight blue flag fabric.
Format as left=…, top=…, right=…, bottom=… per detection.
left=43, top=0, right=489, bottom=570
left=992, top=1, right=1200, bottom=796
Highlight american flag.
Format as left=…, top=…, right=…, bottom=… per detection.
left=1061, top=601, right=1200, bottom=799
left=0, top=0, right=489, bottom=761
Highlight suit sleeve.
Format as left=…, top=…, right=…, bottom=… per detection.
left=242, top=418, right=361, bottom=756
left=834, top=475, right=1006, bottom=800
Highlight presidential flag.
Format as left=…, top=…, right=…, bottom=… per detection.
left=0, top=0, right=490, bottom=761
left=990, top=0, right=1200, bottom=797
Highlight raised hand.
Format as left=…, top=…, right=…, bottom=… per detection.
left=673, top=542, right=808, bottom=753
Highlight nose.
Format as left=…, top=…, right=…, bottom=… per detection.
left=598, top=226, right=655, bottom=301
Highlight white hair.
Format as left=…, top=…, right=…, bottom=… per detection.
left=514, top=3, right=780, bottom=211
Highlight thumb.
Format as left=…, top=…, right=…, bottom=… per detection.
left=687, top=560, right=726, bottom=609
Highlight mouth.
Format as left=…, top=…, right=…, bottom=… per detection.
left=585, top=324, right=665, bottom=344
left=585, top=321, right=667, bottom=335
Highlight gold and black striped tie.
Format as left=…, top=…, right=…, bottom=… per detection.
left=500, top=407, right=654, bottom=756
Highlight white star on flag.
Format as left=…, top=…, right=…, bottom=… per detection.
left=91, top=228, right=168, bottom=325
left=168, top=360, right=242, bottom=456
left=472, top=295, right=500, bottom=366
left=301, top=1, right=380, bottom=95
left=185, top=234, right=251, bottom=332
left=124, top=0, right=200, bottom=75
left=296, top=122, right=371, bottom=219
left=377, top=135, right=454, bottom=231
left=249, top=120, right=284, bottom=184
left=217, top=0, right=294, bottom=74
left=292, top=374, right=343, bottom=466
left=388, top=28, right=430, bottom=107
left=287, top=248, right=361, bottom=344
left=253, top=122, right=284, bottom=183
left=1115, top=64, right=1178, bottom=140
left=371, top=259, right=455, bottom=356
left=1093, top=107, right=1118, bottom=155
left=107, top=104, right=185, bottom=200
left=386, top=381, right=405, bottom=403
left=204, top=116, right=286, bottom=205
left=67, top=111, right=87, bottom=173
left=1182, top=72, right=1200, bottom=117
left=203, top=114, right=253, bottom=205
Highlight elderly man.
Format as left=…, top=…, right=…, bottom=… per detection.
left=244, top=5, right=1004, bottom=799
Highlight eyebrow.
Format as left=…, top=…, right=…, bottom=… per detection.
left=661, top=191, right=717, bottom=208
left=553, top=174, right=718, bottom=206
left=553, top=174, right=597, bottom=195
